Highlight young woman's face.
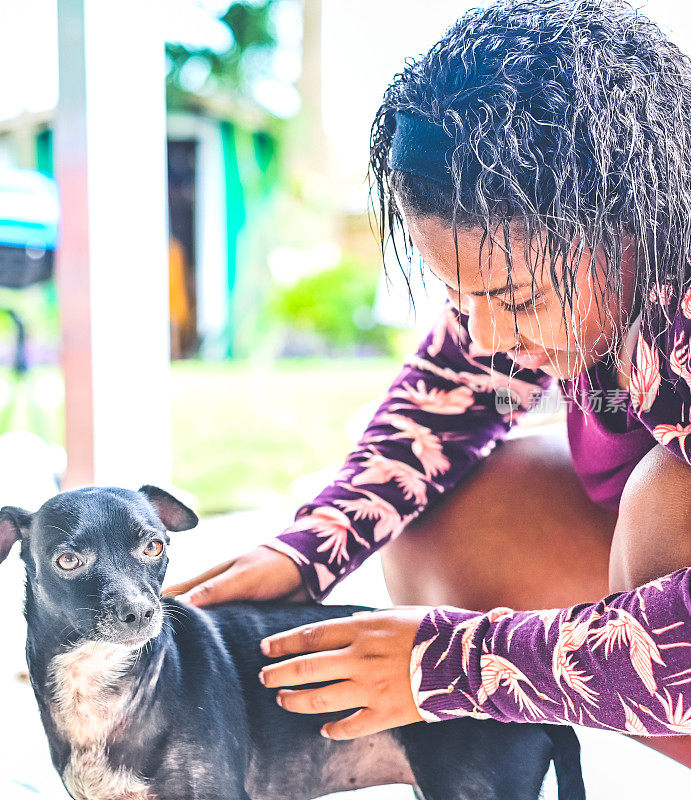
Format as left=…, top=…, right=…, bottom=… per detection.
left=406, top=214, right=637, bottom=379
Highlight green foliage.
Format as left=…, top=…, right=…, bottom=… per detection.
left=222, top=2, right=276, bottom=51
left=269, top=257, right=395, bottom=355
left=166, top=1, right=281, bottom=112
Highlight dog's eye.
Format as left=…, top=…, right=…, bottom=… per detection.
left=143, top=539, right=164, bottom=558
left=56, top=553, right=82, bottom=571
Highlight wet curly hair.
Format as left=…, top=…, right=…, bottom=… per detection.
left=369, top=0, right=691, bottom=356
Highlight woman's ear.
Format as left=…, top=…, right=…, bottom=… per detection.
left=138, top=486, right=199, bottom=532
left=0, top=506, right=32, bottom=563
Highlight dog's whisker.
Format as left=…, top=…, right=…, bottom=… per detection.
left=163, top=604, right=190, bottom=621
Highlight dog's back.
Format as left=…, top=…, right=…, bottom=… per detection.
left=186, top=599, right=584, bottom=800
left=166, top=599, right=416, bottom=799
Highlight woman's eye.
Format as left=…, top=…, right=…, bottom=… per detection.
left=143, top=540, right=164, bottom=558
left=56, top=553, right=82, bottom=571
left=498, top=295, right=543, bottom=314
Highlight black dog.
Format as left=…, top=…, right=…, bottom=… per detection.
left=0, top=486, right=586, bottom=800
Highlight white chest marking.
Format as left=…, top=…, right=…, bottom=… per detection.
left=48, top=642, right=153, bottom=800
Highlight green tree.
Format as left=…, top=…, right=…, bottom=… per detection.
left=166, top=1, right=283, bottom=114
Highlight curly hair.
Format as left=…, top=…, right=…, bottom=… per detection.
left=369, top=0, right=691, bottom=355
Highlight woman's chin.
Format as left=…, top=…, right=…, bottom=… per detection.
left=539, top=357, right=580, bottom=381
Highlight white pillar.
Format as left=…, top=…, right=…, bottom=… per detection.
left=55, top=0, right=172, bottom=489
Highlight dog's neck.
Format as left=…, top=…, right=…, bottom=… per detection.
left=24, top=581, right=169, bottom=745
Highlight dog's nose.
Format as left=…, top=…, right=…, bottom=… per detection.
left=114, top=596, right=156, bottom=634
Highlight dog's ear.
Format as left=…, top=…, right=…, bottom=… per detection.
left=138, top=486, right=199, bottom=532
left=0, top=506, right=32, bottom=563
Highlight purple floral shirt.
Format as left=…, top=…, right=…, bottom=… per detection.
left=267, top=287, right=691, bottom=735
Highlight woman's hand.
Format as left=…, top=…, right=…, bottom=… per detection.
left=162, top=545, right=310, bottom=605
left=258, top=607, right=429, bottom=739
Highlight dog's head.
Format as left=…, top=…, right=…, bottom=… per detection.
left=0, top=486, right=197, bottom=648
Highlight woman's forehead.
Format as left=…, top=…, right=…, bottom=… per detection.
left=407, top=214, right=541, bottom=292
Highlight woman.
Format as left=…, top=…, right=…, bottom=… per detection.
left=166, top=0, right=691, bottom=767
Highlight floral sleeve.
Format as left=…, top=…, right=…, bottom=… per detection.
left=265, top=302, right=552, bottom=601
left=629, top=286, right=691, bottom=462
left=411, top=569, right=691, bottom=735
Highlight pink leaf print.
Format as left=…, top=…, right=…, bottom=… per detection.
left=656, top=689, right=691, bottom=733
left=649, top=282, right=673, bottom=306
left=456, top=371, right=541, bottom=410
left=537, top=609, right=562, bottom=643
left=629, top=334, right=661, bottom=413
left=682, top=286, right=691, bottom=319
left=266, top=539, right=310, bottom=566
left=619, top=696, right=649, bottom=734
left=430, top=612, right=484, bottom=673
left=364, top=413, right=450, bottom=478
left=588, top=609, right=666, bottom=695
left=440, top=608, right=513, bottom=672
left=410, top=634, right=448, bottom=722
left=406, top=354, right=469, bottom=385
left=410, top=634, right=435, bottom=697
left=388, top=380, right=475, bottom=415
left=652, top=423, right=691, bottom=464
left=353, top=449, right=438, bottom=504
left=636, top=574, right=674, bottom=627
left=334, top=486, right=407, bottom=542
left=670, top=331, right=691, bottom=392
left=428, top=304, right=461, bottom=357
left=288, top=507, right=369, bottom=565
left=507, top=608, right=560, bottom=648
left=478, top=654, right=555, bottom=719
left=552, top=616, right=601, bottom=705
left=314, top=562, right=337, bottom=592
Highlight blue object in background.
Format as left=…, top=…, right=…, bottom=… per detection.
left=5, top=780, right=40, bottom=796
left=0, top=168, right=59, bottom=289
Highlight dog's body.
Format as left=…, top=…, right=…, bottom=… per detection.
left=0, top=487, right=586, bottom=800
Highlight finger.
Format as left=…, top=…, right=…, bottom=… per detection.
left=321, top=708, right=387, bottom=740
left=276, top=680, right=364, bottom=715
left=162, top=559, right=234, bottom=597
left=179, top=566, right=262, bottom=607
left=261, top=617, right=360, bottom=657
left=260, top=649, right=352, bottom=688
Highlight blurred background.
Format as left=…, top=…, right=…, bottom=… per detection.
left=0, top=0, right=464, bottom=516
left=0, top=1, right=690, bottom=798
left=0, top=0, right=685, bottom=514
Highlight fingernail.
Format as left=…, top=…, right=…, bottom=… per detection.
left=276, top=692, right=283, bottom=707
left=260, top=639, right=272, bottom=656
left=320, top=727, right=331, bottom=738
left=258, top=671, right=265, bottom=685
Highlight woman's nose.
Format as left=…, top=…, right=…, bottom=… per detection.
left=446, top=285, right=462, bottom=311
left=465, top=298, right=516, bottom=354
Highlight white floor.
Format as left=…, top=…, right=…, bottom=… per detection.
left=1, top=505, right=689, bottom=798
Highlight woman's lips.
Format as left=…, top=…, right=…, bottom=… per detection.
left=507, top=349, right=550, bottom=370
